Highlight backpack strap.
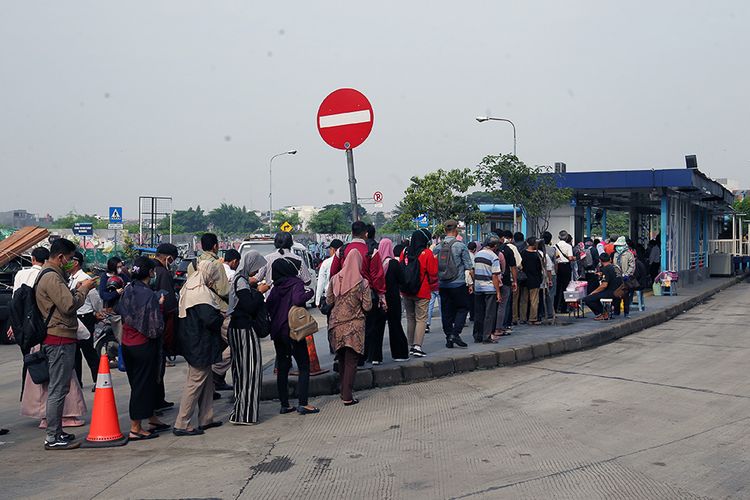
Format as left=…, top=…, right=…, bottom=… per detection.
left=34, top=268, right=58, bottom=327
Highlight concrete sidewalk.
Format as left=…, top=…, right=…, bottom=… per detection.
left=260, top=275, right=747, bottom=400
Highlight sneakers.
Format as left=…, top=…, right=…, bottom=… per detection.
left=371, top=360, right=381, bottom=365
left=410, top=346, right=426, bottom=357
left=59, top=432, right=75, bottom=441
left=44, top=437, right=80, bottom=450
left=425, top=324, right=431, bottom=333
left=393, top=358, right=409, bottom=362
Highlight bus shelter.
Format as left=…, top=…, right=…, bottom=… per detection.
left=547, top=167, right=735, bottom=282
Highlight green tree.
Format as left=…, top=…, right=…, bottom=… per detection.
left=272, top=210, right=302, bottom=232
left=209, top=203, right=263, bottom=234
left=161, top=206, right=208, bottom=233
left=590, top=210, right=629, bottom=238
left=395, top=168, right=484, bottom=233
left=373, top=211, right=387, bottom=228
left=476, top=155, right=572, bottom=236
left=50, top=213, right=102, bottom=229
left=308, top=206, right=349, bottom=234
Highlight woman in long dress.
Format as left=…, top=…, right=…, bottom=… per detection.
left=226, top=251, right=270, bottom=425
left=20, top=359, right=87, bottom=428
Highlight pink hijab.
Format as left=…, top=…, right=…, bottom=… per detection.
left=379, top=238, right=395, bottom=272
left=332, top=249, right=364, bottom=297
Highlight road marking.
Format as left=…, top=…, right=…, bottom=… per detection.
left=318, top=110, right=371, bottom=128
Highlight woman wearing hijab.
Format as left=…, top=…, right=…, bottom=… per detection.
left=266, top=258, right=317, bottom=415
left=227, top=251, right=270, bottom=425
left=612, top=236, right=636, bottom=318
left=173, top=260, right=225, bottom=436
left=368, top=238, right=409, bottom=364
left=116, top=257, right=169, bottom=440
left=326, top=251, right=372, bottom=405
left=400, top=229, right=438, bottom=358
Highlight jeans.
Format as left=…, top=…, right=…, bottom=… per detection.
left=545, top=276, right=557, bottom=319
left=439, top=285, right=470, bottom=339
left=44, top=343, right=76, bottom=441
left=426, top=291, right=440, bottom=326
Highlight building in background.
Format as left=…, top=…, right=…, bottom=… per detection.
left=283, top=205, right=321, bottom=231
left=0, top=209, right=37, bottom=228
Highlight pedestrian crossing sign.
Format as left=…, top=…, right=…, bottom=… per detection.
left=109, top=207, right=123, bottom=223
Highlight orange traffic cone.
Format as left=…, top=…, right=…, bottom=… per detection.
left=81, top=354, right=128, bottom=448
left=307, top=335, right=329, bottom=376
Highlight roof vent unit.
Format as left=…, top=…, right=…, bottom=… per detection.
left=554, top=162, right=567, bottom=173
left=685, top=155, right=698, bottom=169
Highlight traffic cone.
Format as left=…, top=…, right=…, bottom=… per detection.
left=307, top=335, right=329, bottom=376
left=81, top=354, right=128, bottom=448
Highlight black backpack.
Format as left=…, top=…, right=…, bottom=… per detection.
left=9, top=268, right=57, bottom=355
left=399, top=249, right=422, bottom=295
left=633, top=259, right=648, bottom=290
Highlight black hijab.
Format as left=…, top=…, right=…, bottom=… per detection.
left=407, top=229, right=432, bottom=259
left=272, top=258, right=299, bottom=285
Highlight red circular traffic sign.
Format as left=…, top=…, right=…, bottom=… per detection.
left=373, top=191, right=383, bottom=203
left=317, top=88, right=374, bottom=150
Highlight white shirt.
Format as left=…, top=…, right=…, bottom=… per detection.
left=223, top=263, right=236, bottom=281
left=13, top=265, right=42, bottom=292
left=315, top=256, right=334, bottom=306
left=69, top=269, right=95, bottom=315
left=555, top=240, right=574, bottom=264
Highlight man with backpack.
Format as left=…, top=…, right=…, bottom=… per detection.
left=435, top=220, right=473, bottom=348
left=35, top=238, right=97, bottom=450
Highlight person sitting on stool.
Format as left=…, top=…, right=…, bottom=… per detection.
left=583, top=254, right=623, bottom=321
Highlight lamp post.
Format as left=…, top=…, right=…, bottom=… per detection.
left=269, top=150, right=297, bottom=234
left=475, top=116, right=516, bottom=156
left=476, top=115, right=518, bottom=231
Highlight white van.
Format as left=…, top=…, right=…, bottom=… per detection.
left=237, top=240, right=317, bottom=307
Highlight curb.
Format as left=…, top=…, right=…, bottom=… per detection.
left=260, top=274, right=747, bottom=401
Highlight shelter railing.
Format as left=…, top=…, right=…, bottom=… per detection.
left=708, top=239, right=750, bottom=256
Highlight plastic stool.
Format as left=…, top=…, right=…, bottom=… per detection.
left=599, top=299, right=613, bottom=318
left=632, top=290, right=646, bottom=311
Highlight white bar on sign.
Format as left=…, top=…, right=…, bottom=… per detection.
left=319, top=110, right=371, bottom=128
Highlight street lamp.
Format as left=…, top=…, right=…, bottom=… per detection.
left=269, top=150, right=297, bottom=234
left=475, top=116, right=516, bottom=156
left=476, top=115, right=518, bottom=231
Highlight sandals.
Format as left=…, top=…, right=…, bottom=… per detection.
left=198, top=421, right=223, bottom=431
left=129, top=431, right=159, bottom=441
left=343, top=399, right=359, bottom=406
left=147, top=423, right=171, bottom=433
left=279, top=406, right=296, bottom=414
left=172, top=427, right=205, bottom=436
left=594, top=314, right=609, bottom=321
left=297, top=406, right=320, bottom=415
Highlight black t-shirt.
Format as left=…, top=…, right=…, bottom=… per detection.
left=600, top=265, right=623, bottom=292
left=520, top=249, right=544, bottom=289
left=498, top=244, right=516, bottom=286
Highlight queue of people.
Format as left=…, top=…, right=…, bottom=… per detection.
left=7, top=220, right=658, bottom=451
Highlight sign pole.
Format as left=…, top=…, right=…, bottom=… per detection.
left=346, top=148, right=359, bottom=222
left=114, top=229, right=118, bottom=255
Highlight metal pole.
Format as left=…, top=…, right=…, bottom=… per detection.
left=346, top=148, right=359, bottom=222
left=114, top=229, right=117, bottom=255
left=269, top=156, right=274, bottom=234
left=150, top=198, right=155, bottom=247
left=512, top=205, right=517, bottom=233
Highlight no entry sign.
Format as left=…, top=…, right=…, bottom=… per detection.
left=317, top=88, right=374, bottom=150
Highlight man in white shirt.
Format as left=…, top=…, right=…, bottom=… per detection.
left=8, top=247, right=50, bottom=340
left=315, top=239, right=344, bottom=307
left=68, top=251, right=100, bottom=387
left=554, top=230, right=575, bottom=313
left=12, top=247, right=50, bottom=292
left=222, top=249, right=241, bottom=282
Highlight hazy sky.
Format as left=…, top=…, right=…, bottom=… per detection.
left=2, top=1, right=749, bottom=220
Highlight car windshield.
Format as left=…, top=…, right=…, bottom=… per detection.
left=240, top=243, right=276, bottom=257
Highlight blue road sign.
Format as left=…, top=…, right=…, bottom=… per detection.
left=413, top=214, right=429, bottom=228
left=73, top=223, right=93, bottom=236
left=109, top=207, right=123, bottom=223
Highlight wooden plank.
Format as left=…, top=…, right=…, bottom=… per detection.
left=0, top=226, right=50, bottom=267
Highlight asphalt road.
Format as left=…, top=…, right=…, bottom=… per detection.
left=1, top=282, right=748, bottom=499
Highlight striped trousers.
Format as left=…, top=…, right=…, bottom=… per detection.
left=228, top=327, right=262, bottom=424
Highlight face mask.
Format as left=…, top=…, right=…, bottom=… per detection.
left=62, top=260, right=75, bottom=272
left=149, top=273, right=157, bottom=287
left=615, top=245, right=626, bottom=254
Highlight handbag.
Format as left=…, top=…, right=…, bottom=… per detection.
left=288, top=305, right=319, bottom=341
left=76, top=319, right=91, bottom=340
left=23, top=351, right=50, bottom=384
left=233, top=278, right=271, bottom=338
left=613, top=283, right=629, bottom=299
